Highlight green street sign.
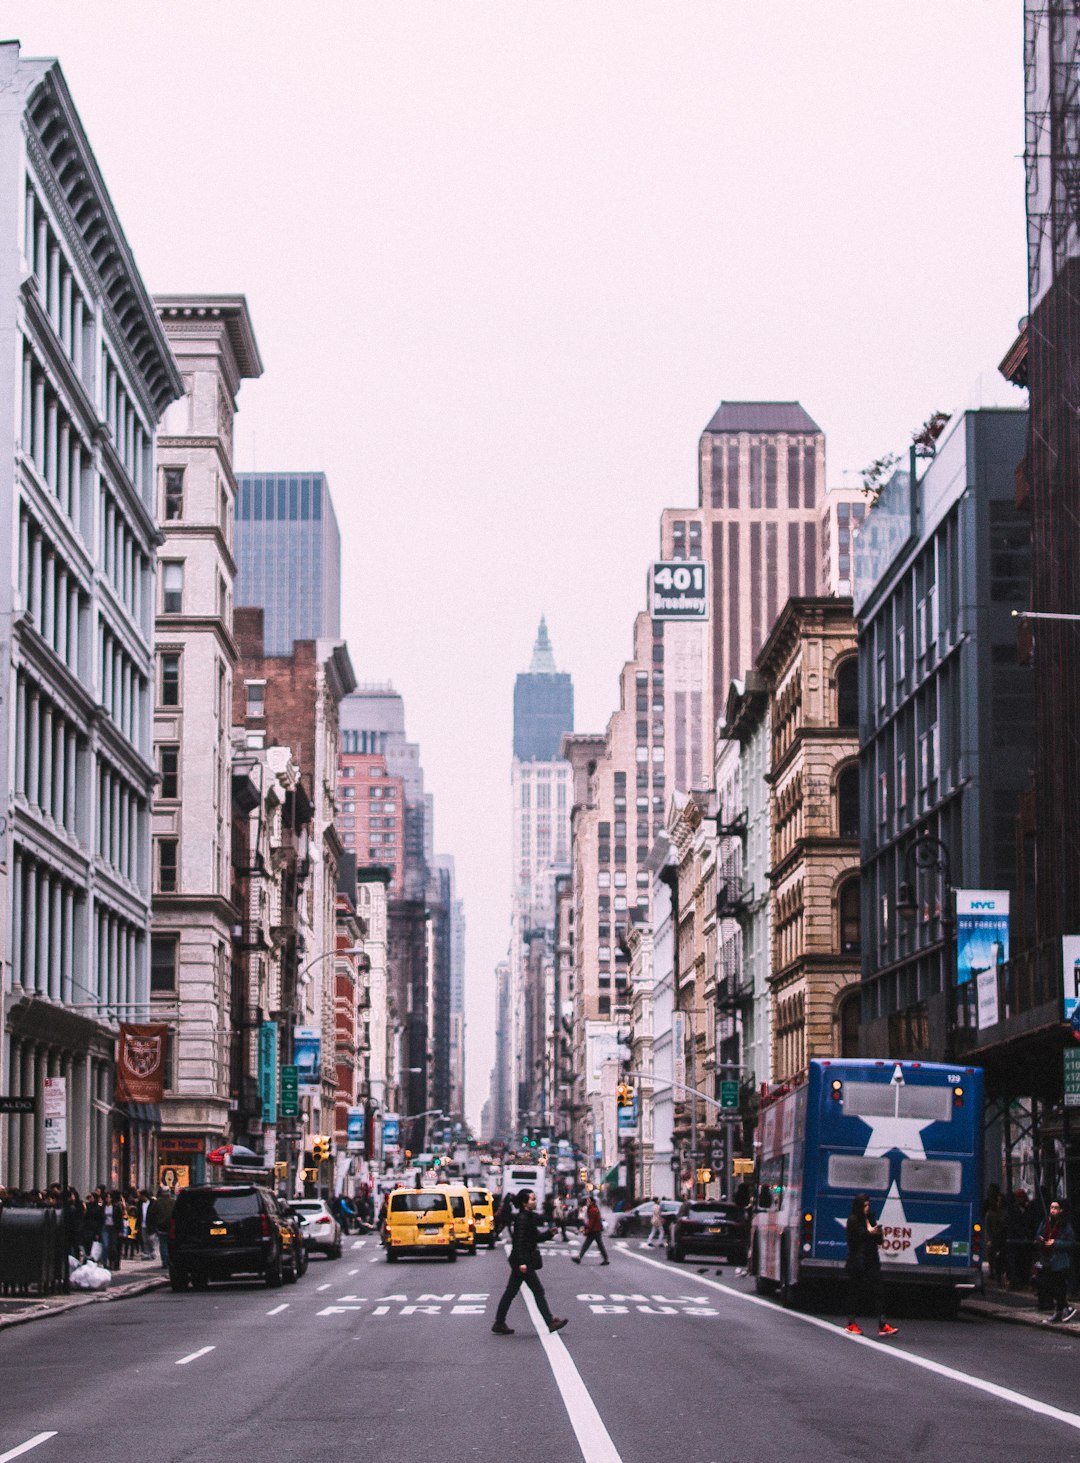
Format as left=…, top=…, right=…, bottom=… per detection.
left=281, top=1065, right=299, bottom=1117
left=719, top=1080, right=740, bottom=1111
left=1064, top=1050, right=1080, bottom=1109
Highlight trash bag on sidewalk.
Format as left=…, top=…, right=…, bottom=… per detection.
left=70, top=1261, right=111, bottom=1291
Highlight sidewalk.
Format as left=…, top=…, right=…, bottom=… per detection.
left=963, top=1278, right=1080, bottom=1334
left=0, top=1252, right=167, bottom=1331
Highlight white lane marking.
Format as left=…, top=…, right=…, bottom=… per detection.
left=348, top=1268, right=360, bottom=1276
left=621, top=1246, right=1080, bottom=1435
left=520, top=1283, right=622, bottom=1463
left=351, top=1238, right=364, bottom=1250
left=0, top=1435, right=58, bottom=1463
left=175, top=1345, right=216, bottom=1366
left=266, top=1303, right=289, bottom=1316
left=316, top=1283, right=331, bottom=1292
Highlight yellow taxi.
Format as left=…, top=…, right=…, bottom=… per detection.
left=442, top=1185, right=477, bottom=1256
left=384, top=1188, right=457, bottom=1262
left=468, top=1187, right=496, bottom=1248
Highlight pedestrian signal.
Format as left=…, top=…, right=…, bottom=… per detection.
left=273, top=1161, right=287, bottom=1179
left=302, top=1166, right=318, bottom=1182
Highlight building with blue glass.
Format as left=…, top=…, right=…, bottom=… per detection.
left=234, top=472, right=341, bottom=654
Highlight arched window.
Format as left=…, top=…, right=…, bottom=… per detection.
left=839, top=988, right=861, bottom=1058
left=837, top=764, right=860, bottom=840
left=836, top=656, right=858, bottom=729
left=839, top=877, right=861, bottom=954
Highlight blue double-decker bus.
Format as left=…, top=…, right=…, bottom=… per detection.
left=750, top=1059, right=984, bottom=1309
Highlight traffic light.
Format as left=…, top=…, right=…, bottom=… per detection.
left=616, top=1082, right=632, bottom=1108
left=404, top=1149, right=412, bottom=1161
left=302, top=1166, right=318, bottom=1183
left=312, top=1136, right=331, bottom=1163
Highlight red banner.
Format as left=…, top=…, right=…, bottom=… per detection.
left=115, top=1024, right=169, bottom=1105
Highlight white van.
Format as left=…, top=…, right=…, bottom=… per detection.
left=501, top=1162, right=546, bottom=1206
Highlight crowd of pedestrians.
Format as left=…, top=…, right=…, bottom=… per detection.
left=0, top=1182, right=178, bottom=1271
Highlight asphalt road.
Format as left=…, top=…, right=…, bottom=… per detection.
left=3, top=1233, right=1080, bottom=1463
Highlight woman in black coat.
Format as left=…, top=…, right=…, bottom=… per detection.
left=844, top=1193, right=898, bottom=1338
left=491, top=1190, right=568, bottom=1336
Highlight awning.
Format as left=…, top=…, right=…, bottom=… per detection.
left=603, top=1165, right=620, bottom=1185
left=123, top=1103, right=162, bottom=1128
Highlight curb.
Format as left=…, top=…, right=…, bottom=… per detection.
left=962, top=1297, right=1080, bottom=1335
left=0, top=1274, right=168, bottom=1331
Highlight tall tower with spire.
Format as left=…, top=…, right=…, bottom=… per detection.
left=492, top=621, right=575, bottom=1143
left=513, top=616, right=574, bottom=761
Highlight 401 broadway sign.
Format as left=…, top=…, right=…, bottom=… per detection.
left=650, top=561, right=708, bottom=620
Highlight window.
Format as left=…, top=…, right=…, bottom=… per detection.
left=150, top=936, right=178, bottom=992
left=827, top=1154, right=889, bottom=1191
left=160, top=653, right=181, bottom=707
left=839, top=878, right=860, bottom=954
left=598, top=996, right=611, bottom=1016
left=162, top=562, right=183, bottom=614
left=156, top=837, right=178, bottom=892
left=839, top=989, right=861, bottom=1058
left=246, top=681, right=266, bottom=718
left=836, top=658, right=858, bottom=728
left=837, top=765, right=859, bottom=839
left=900, top=1159, right=962, bottom=1196
left=158, top=744, right=179, bottom=800
left=163, top=468, right=183, bottom=520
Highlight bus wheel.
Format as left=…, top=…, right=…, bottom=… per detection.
left=779, top=1252, right=799, bottom=1309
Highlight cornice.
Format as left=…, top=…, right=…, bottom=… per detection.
left=159, top=521, right=238, bottom=580
left=154, top=613, right=239, bottom=665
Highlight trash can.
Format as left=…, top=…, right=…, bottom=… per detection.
left=0, top=1207, right=68, bottom=1297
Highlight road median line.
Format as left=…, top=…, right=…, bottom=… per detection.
left=520, top=1282, right=622, bottom=1463
left=621, top=1244, right=1080, bottom=1435
left=0, top=1434, right=57, bottom=1463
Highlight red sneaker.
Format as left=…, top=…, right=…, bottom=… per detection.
left=878, top=1323, right=899, bottom=1337
left=844, top=1321, right=863, bottom=1335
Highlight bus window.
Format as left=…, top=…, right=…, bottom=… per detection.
left=900, top=1159, right=962, bottom=1195
left=826, top=1154, right=889, bottom=1191
left=759, top=1155, right=786, bottom=1207
left=843, top=1082, right=952, bottom=1123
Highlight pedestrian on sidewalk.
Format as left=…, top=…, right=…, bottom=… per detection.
left=80, top=1191, right=104, bottom=1262
left=553, top=1193, right=569, bottom=1242
left=492, top=1189, right=567, bottom=1336
left=1035, top=1199, right=1077, bottom=1325
left=147, top=1185, right=176, bottom=1269
left=646, top=1196, right=664, bottom=1249
left=572, top=1195, right=609, bottom=1266
left=843, top=1193, right=898, bottom=1338
left=139, top=1189, right=154, bottom=1259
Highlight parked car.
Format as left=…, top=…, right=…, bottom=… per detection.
left=667, top=1200, right=750, bottom=1264
left=168, top=1184, right=302, bottom=1290
left=281, top=1206, right=309, bottom=1278
left=612, top=1199, right=682, bottom=1239
left=292, top=1199, right=343, bottom=1258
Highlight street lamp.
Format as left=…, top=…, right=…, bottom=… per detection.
left=895, top=832, right=953, bottom=931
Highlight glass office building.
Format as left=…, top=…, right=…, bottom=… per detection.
left=235, top=472, right=341, bottom=653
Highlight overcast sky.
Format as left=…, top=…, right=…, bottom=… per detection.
left=7, top=3, right=1028, bottom=1129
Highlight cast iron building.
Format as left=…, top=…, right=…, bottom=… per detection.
left=234, top=471, right=341, bottom=655
left=854, top=408, right=1032, bottom=1061
left=0, top=42, right=183, bottom=1190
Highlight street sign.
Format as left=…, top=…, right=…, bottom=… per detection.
left=280, top=1065, right=299, bottom=1117
left=43, top=1076, right=66, bottom=1153
left=719, top=1080, right=739, bottom=1111
left=709, top=1140, right=725, bottom=1166
left=259, top=1021, right=278, bottom=1124
left=650, top=561, right=709, bottom=620
left=0, top=1096, right=34, bottom=1114
left=1065, top=1049, right=1080, bottom=1108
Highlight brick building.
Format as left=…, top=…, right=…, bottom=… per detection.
left=758, top=598, right=861, bottom=1082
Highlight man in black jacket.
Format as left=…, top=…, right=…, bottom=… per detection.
left=492, top=1189, right=568, bottom=1336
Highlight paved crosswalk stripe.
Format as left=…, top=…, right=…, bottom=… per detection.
left=622, top=1246, right=1080, bottom=1433
left=175, top=1345, right=215, bottom=1366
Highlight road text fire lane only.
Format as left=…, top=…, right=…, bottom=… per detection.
left=576, top=1292, right=719, bottom=1316
left=317, top=1292, right=490, bottom=1317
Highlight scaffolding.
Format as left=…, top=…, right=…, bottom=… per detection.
left=1025, top=1, right=1080, bottom=310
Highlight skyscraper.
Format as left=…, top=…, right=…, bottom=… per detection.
left=502, top=621, right=574, bottom=1140
left=234, top=471, right=341, bottom=653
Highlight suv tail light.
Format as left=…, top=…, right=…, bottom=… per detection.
left=261, top=1213, right=271, bottom=1238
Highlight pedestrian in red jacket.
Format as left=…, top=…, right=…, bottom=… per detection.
left=572, top=1196, right=609, bottom=1266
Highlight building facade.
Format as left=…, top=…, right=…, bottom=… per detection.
left=151, top=296, right=262, bottom=1176
left=0, top=44, right=183, bottom=1191
left=234, top=471, right=341, bottom=655
left=758, top=597, right=861, bottom=1083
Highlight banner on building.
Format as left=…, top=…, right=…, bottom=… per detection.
left=672, top=1011, right=686, bottom=1099
left=347, top=1106, right=366, bottom=1152
left=382, top=1114, right=400, bottom=1153
left=585, top=1022, right=620, bottom=1096
left=1063, top=937, right=1080, bottom=1033
left=258, top=1021, right=279, bottom=1123
left=115, top=1024, right=169, bottom=1104
left=617, top=1096, right=638, bottom=1135
left=294, top=1027, right=321, bottom=1087
left=955, top=891, right=1009, bottom=988
left=43, top=1075, right=66, bottom=1153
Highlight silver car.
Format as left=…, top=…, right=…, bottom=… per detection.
left=292, top=1199, right=343, bottom=1258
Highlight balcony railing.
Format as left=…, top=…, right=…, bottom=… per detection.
left=953, top=938, right=1061, bottom=1053
left=716, top=878, right=752, bottom=919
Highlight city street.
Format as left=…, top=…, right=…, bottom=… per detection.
left=3, top=1236, right=1080, bottom=1463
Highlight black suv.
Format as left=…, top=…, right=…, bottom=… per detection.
left=667, top=1201, right=750, bottom=1265
left=169, top=1185, right=302, bottom=1290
